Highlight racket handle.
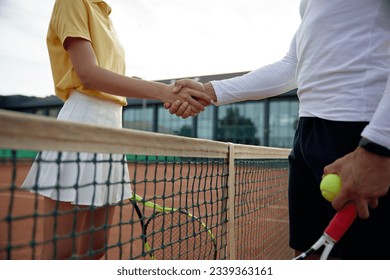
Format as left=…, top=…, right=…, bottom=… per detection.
left=324, top=203, right=357, bottom=242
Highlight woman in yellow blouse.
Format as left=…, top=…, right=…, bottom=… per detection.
left=21, top=0, right=212, bottom=260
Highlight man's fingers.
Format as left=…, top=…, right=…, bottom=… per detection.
left=168, top=100, right=182, bottom=114
left=188, top=99, right=204, bottom=112
left=368, top=198, right=379, bottom=209
left=333, top=194, right=370, bottom=220
left=173, top=101, right=190, bottom=117
left=186, top=89, right=213, bottom=106
left=354, top=200, right=370, bottom=219
left=181, top=106, right=193, bottom=119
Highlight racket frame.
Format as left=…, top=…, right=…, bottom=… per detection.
left=294, top=203, right=357, bottom=260
left=130, top=193, right=217, bottom=260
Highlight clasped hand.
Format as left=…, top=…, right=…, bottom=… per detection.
left=165, top=79, right=215, bottom=118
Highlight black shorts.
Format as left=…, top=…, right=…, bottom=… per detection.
left=288, top=117, right=390, bottom=259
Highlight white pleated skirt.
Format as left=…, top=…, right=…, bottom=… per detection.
left=21, top=91, right=133, bottom=206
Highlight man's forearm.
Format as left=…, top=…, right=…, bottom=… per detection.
left=361, top=75, right=390, bottom=148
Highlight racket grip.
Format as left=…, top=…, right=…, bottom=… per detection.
left=324, top=203, right=357, bottom=242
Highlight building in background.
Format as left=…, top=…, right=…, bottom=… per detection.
left=0, top=72, right=298, bottom=148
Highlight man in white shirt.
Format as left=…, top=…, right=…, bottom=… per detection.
left=167, top=0, right=390, bottom=259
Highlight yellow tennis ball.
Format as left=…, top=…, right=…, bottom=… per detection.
left=320, top=174, right=341, bottom=202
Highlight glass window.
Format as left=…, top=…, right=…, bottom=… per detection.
left=269, top=100, right=298, bottom=148
left=157, top=107, right=193, bottom=137
left=123, top=107, right=154, bottom=132
left=196, top=106, right=214, bottom=140
left=34, top=108, right=49, bottom=116
left=48, top=107, right=61, bottom=118
left=217, top=102, right=264, bottom=145
left=31, top=107, right=61, bottom=118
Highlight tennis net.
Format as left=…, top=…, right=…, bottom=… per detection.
left=0, top=109, right=293, bottom=260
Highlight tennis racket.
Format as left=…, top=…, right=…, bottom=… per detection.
left=294, top=174, right=358, bottom=260
left=130, top=194, right=217, bottom=260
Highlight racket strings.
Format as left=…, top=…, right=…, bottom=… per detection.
left=145, top=211, right=216, bottom=260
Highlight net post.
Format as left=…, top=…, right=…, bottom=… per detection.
left=227, top=143, right=236, bottom=260
left=219, top=162, right=228, bottom=260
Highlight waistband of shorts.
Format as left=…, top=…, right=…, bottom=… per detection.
left=68, top=90, right=122, bottom=110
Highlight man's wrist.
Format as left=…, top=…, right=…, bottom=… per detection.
left=204, top=82, right=217, bottom=104
left=358, top=138, right=390, bottom=158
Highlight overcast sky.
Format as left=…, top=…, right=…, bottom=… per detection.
left=0, top=0, right=300, bottom=98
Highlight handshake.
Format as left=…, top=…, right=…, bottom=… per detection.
left=163, top=79, right=217, bottom=119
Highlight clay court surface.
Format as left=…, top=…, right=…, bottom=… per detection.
left=0, top=161, right=149, bottom=260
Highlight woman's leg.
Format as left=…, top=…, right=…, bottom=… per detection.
left=40, top=197, right=88, bottom=260
left=76, top=205, right=116, bottom=260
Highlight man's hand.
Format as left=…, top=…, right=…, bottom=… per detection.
left=164, top=79, right=217, bottom=117
left=323, top=147, right=390, bottom=219
left=163, top=82, right=213, bottom=118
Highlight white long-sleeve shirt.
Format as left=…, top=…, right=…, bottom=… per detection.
left=212, top=0, right=390, bottom=148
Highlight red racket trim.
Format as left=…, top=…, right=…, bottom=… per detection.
left=324, top=203, right=357, bottom=242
